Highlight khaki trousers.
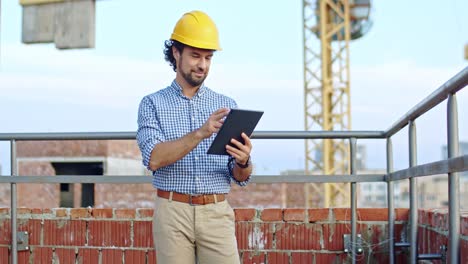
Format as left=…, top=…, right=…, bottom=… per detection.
left=152, top=195, right=240, bottom=264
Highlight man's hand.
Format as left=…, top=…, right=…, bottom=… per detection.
left=226, top=132, right=252, bottom=166
left=197, top=108, right=230, bottom=139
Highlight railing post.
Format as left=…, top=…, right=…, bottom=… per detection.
left=10, top=140, right=18, bottom=264
left=408, top=121, right=418, bottom=264
left=349, top=137, right=357, bottom=264
left=447, top=94, right=460, bottom=264
left=387, top=137, right=395, bottom=264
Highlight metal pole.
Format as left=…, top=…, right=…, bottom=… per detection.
left=11, top=140, right=18, bottom=264
left=387, top=137, right=395, bottom=264
left=349, top=137, right=357, bottom=264
left=408, top=121, right=418, bottom=264
left=447, top=94, right=460, bottom=264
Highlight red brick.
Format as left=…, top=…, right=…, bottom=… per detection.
left=31, top=208, right=43, bottom=215
left=55, top=248, right=76, bottom=264
left=308, top=208, right=329, bottom=222
left=267, top=252, right=289, bottom=264
left=17, top=208, right=31, bottom=215
left=18, top=219, right=42, bottom=245
left=369, top=252, right=390, bottom=264
left=260, top=209, right=282, bottom=222
left=284, top=209, right=306, bottom=222
left=147, top=250, right=156, bottom=263
left=333, top=208, right=351, bottom=221
left=18, top=249, right=31, bottom=264
left=32, top=247, right=53, bottom=263
left=322, top=223, right=363, bottom=251
left=235, top=222, right=274, bottom=250
left=124, top=250, right=146, bottom=263
left=462, top=215, right=468, bottom=236
left=137, top=208, right=154, bottom=219
left=43, top=220, right=86, bottom=246
left=314, top=253, right=346, bottom=263
left=394, top=223, right=407, bottom=242
left=0, top=219, right=11, bottom=245
left=235, top=209, right=256, bottom=221
left=242, top=251, right=265, bottom=264
left=291, top=252, right=313, bottom=263
left=0, top=247, right=9, bottom=264
left=395, top=208, right=409, bottom=221
left=77, top=248, right=100, bottom=264
left=461, top=239, right=468, bottom=264
left=365, top=224, right=387, bottom=253
left=115, top=209, right=135, bottom=219
left=54, top=208, right=68, bottom=218
left=0, top=219, right=41, bottom=246
left=276, top=223, right=321, bottom=250
left=102, top=249, right=123, bottom=264
left=42, top=209, right=53, bottom=214
left=70, top=208, right=90, bottom=219
left=133, top=221, right=153, bottom=248
left=88, top=220, right=131, bottom=247
left=0, top=208, right=9, bottom=217
left=92, top=209, right=113, bottom=219
left=358, top=208, right=388, bottom=221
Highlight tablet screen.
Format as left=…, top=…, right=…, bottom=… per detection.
left=207, top=109, right=263, bottom=155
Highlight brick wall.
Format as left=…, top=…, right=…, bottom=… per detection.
left=418, top=209, right=468, bottom=263
left=0, top=208, right=414, bottom=263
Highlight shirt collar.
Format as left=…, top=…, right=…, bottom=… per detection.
left=170, top=79, right=207, bottom=98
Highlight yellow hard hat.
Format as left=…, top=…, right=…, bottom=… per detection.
left=170, top=10, right=221, bottom=50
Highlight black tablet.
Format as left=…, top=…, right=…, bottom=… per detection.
left=207, top=109, right=264, bottom=155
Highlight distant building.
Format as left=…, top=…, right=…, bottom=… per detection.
left=420, top=141, right=468, bottom=208
left=0, top=140, right=153, bottom=209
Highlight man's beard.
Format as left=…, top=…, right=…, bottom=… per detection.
left=181, top=69, right=206, bottom=87
left=179, top=56, right=207, bottom=87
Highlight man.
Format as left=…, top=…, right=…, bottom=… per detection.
left=136, top=10, right=252, bottom=264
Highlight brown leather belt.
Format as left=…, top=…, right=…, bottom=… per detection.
left=157, top=189, right=226, bottom=205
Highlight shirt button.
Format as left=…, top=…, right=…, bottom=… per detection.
left=195, top=156, right=199, bottom=160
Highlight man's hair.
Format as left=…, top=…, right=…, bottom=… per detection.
left=164, top=40, right=185, bottom=72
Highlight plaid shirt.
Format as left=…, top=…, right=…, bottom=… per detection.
left=136, top=80, right=249, bottom=194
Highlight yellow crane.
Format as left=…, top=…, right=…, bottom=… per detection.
left=303, top=0, right=372, bottom=207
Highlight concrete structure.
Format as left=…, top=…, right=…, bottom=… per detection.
left=21, top=0, right=95, bottom=49
left=7, top=140, right=152, bottom=209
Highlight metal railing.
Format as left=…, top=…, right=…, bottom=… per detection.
left=1, top=66, right=467, bottom=264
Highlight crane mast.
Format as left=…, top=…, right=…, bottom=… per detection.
left=303, top=0, right=371, bottom=207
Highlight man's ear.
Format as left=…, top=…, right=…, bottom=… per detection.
left=172, top=46, right=180, bottom=61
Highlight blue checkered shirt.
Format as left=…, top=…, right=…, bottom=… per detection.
left=136, top=80, right=249, bottom=194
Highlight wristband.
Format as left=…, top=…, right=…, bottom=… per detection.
left=236, top=156, right=250, bottom=168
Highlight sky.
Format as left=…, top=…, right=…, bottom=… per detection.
left=0, top=0, right=467, bottom=176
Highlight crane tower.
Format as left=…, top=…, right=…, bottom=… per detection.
left=303, top=0, right=372, bottom=207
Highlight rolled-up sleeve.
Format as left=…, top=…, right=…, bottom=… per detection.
left=136, top=96, right=165, bottom=170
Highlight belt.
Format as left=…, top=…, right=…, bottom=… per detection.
left=157, top=189, right=226, bottom=205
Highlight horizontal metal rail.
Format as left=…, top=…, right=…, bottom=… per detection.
left=395, top=242, right=411, bottom=247
left=384, top=66, right=468, bottom=137
left=0, top=174, right=386, bottom=183
left=418, top=254, right=443, bottom=260
left=0, top=130, right=385, bottom=141
left=385, top=154, right=468, bottom=181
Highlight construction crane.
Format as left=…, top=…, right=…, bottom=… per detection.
left=303, top=0, right=372, bottom=207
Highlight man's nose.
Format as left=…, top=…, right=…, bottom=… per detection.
left=198, top=58, right=208, bottom=70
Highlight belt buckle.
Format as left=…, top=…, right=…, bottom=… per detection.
left=189, top=195, right=198, bottom=206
